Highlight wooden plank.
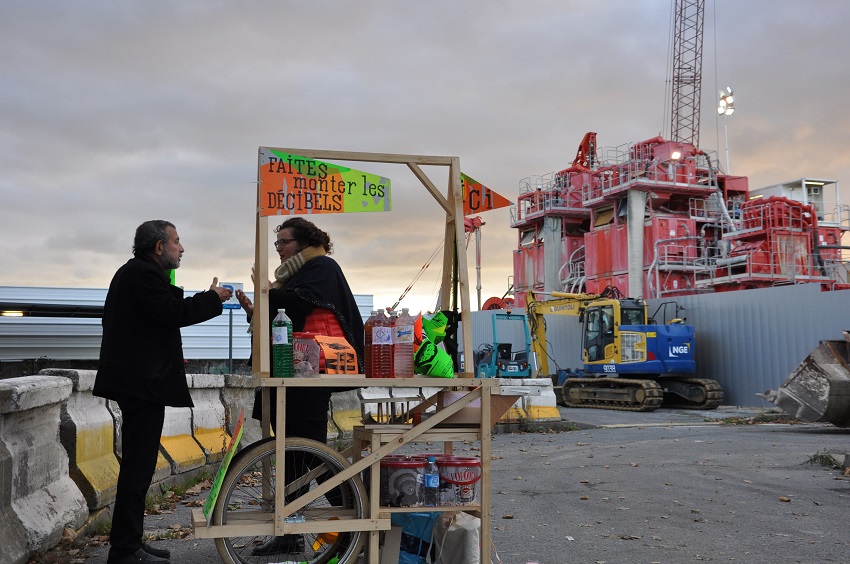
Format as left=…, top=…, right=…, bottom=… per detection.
left=450, top=157, right=474, bottom=376
left=262, top=147, right=454, bottom=166
left=377, top=504, right=481, bottom=514
left=192, top=507, right=390, bottom=539
left=192, top=507, right=274, bottom=538
left=380, top=525, right=402, bottom=564
left=355, top=428, right=480, bottom=444
left=481, top=376, right=493, bottom=563
left=260, top=376, right=495, bottom=387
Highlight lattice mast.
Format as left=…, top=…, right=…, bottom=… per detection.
left=669, top=0, right=705, bottom=148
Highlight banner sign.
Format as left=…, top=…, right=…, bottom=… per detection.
left=461, top=173, right=512, bottom=215
left=259, top=147, right=391, bottom=216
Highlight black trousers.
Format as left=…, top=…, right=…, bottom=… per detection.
left=109, top=396, right=166, bottom=557
left=252, top=387, right=330, bottom=443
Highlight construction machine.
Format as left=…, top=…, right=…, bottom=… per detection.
left=761, top=332, right=850, bottom=427
left=526, top=288, right=723, bottom=411
left=474, top=310, right=533, bottom=378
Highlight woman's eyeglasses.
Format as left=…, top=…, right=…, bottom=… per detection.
left=273, top=238, right=296, bottom=248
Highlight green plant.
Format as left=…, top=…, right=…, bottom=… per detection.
left=806, top=450, right=842, bottom=469
left=720, top=412, right=800, bottom=425
left=89, top=519, right=112, bottom=536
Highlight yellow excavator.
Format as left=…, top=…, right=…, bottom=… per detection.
left=526, top=287, right=723, bottom=411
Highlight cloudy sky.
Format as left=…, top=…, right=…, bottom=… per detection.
left=2, top=0, right=849, bottom=314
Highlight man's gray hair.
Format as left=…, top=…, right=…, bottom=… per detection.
left=133, top=220, right=175, bottom=256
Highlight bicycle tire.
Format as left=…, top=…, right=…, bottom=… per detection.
left=212, top=436, right=367, bottom=564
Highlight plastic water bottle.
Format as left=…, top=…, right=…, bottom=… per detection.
left=371, top=309, right=394, bottom=378
left=393, top=308, right=416, bottom=378
left=423, top=456, right=440, bottom=507
left=363, top=310, right=376, bottom=377
left=272, top=308, right=293, bottom=378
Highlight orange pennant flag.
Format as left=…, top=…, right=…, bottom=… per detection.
left=461, top=173, right=512, bottom=215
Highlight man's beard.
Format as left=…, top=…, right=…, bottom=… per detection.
left=161, top=249, right=181, bottom=270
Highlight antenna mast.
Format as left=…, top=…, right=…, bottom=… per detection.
left=669, top=0, right=705, bottom=147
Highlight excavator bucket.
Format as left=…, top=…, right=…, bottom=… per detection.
left=765, top=337, right=850, bottom=427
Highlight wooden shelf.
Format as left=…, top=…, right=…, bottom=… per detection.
left=377, top=505, right=482, bottom=515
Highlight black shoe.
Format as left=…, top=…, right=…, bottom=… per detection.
left=107, top=548, right=170, bottom=564
left=250, top=535, right=306, bottom=556
left=142, top=542, right=170, bottom=559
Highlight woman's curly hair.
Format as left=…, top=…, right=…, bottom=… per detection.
left=275, top=217, right=333, bottom=254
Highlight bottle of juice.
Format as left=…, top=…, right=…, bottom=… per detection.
left=371, top=309, right=394, bottom=378
left=393, top=308, right=416, bottom=378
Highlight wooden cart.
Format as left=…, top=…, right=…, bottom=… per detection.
left=192, top=376, right=522, bottom=562
left=191, top=148, right=495, bottom=561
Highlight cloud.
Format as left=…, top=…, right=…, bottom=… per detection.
left=2, top=0, right=850, bottom=315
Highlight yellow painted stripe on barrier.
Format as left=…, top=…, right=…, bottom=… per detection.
left=75, top=425, right=114, bottom=460
left=332, top=409, right=363, bottom=433
left=194, top=428, right=231, bottom=463
left=146, top=451, right=172, bottom=487
left=155, top=452, right=170, bottom=473
left=498, top=406, right=527, bottom=423
left=160, top=435, right=206, bottom=469
left=76, top=455, right=120, bottom=495
left=525, top=405, right=562, bottom=422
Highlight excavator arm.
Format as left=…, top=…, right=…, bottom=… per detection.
left=525, top=289, right=609, bottom=378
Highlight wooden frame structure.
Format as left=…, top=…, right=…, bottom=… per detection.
left=251, top=148, right=474, bottom=375
left=192, top=149, right=500, bottom=563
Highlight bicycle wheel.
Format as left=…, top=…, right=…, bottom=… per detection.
left=212, top=436, right=367, bottom=564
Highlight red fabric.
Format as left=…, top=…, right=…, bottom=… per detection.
left=302, top=307, right=345, bottom=372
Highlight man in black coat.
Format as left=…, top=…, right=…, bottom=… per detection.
left=94, top=220, right=231, bottom=564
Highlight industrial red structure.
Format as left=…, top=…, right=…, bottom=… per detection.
left=510, top=134, right=849, bottom=307
left=508, top=0, right=849, bottom=307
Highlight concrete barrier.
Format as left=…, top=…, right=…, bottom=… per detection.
left=40, top=368, right=120, bottom=515
left=189, top=373, right=230, bottom=464
left=329, top=389, right=362, bottom=439
left=517, top=377, right=562, bottom=422
left=0, top=376, right=87, bottom=556
left=0, top=438, right=29, bottom=564
left=160, top=402, right=206, bottom=476
left=221, top=374, right=261, bottom=448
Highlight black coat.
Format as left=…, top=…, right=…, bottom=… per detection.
left=270, top=255, right=365, bottom=367
left=251, top=255, right=365, bottom=427
left=93, top=255, right=223, bottom=407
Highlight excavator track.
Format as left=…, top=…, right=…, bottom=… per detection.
left=660, top=378, right=724, bottom=409
left=561, top=377, right=664, bottom=412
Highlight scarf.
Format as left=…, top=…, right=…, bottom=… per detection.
left=272, top=245, right=327, bottom=289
